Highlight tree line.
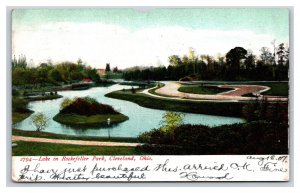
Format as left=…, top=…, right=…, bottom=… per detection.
left=123, top=43, right=289, bottom=81
left=12, top=57, right=101, bottom=86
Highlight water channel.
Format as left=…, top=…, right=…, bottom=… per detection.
left=13, top=84, right=245, bottom=137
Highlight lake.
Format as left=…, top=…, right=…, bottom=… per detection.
left=13, top=84, right=245, bottom=137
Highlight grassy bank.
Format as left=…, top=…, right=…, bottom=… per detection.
left=105, top=91, right=246, bottom=117
left=12, top=111, right=33, bottom=124
left=257, top=82, right=289, bottom=96
left=24, top=94, right=63, bottom=101
left=178, top=85, right=233, bottom=95
left=12, top=129, right=138, bottom=143
left=53, top=113, right=129, bottom=127
left=12, top=141, right=144, bottom=156
left=182, top=81, right=288, bottom=96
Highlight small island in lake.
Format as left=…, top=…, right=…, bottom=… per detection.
left=53, top=97, right=128, bottom=126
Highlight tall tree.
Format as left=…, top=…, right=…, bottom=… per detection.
left=168, top=55, right=182, bottom=66
left=12, top=55, right=27, bottom=69
left=113, top=66, right=119, bottom=73
left=77, top=58, right=83, bottom=66
left=260, top=47, right=274, bottom=66
left=225, top=47, right=247, bottom=73
left=105, top=63, right=111, bottom=72
left=276, top=43, right=288, bottom=66
left=244, top=50, right=256, bottom=70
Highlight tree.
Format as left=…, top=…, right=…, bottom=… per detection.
left=225, top=47, right=247, bottom=71
left=77, top=58, right=83, bottom=66
left=12, top=54, right=27, bottom=69
left=260, top=47, right=273, bottom=66
left=244, top=53, right=256, bottom=70
left=276, top=43, right=288, bottom=66
left=113, top=66, right=119, bottom=73
left=225, top=47, right=247, bottom=80
left=188, top=47, right=198, bottom=73
left=160, top=111, right=184, bottom=133
left=168, top=55, right=182, bottom=66
left=48, top=68, right=62, bottom=82
left=86, top=67, right=101, bottom=83
left=105, top=63, right=111, bottom=72
left=31, top=112, right=49, bottom=132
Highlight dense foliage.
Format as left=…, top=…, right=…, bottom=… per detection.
left=12, top=57, right=101, bottom=86
left=123, top=45, right=289, bottom=81
left=137, top=121, right=288, bottom=155
left=59, top=97, right=120, bottom=116
left=12, top=96, right=31, bottom=113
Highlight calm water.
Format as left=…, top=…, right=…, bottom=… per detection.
left=13, top=84, right=245, bottom=137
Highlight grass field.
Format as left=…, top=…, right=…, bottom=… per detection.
left=105, top=90, right=246, bottom=117
left=183, top=81, right=288, bottom=96
left=178, top=85, right=233, bottom=95
left=12, top=141, right=144, bottom=156
left=257, top=82, right=289, bottom=96
left=53, top=113, right=129, bottom=127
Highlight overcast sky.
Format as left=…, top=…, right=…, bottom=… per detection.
left=12, top=8, right=289, bottom=69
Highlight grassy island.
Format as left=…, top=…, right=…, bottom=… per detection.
left=53, top=97, right=128, bottom=126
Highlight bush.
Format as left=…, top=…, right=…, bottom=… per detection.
left=31, top=112, right=49, bottom=132
left=12, top=96, right=30, bottom=113
left=59, top=97, right=119, bottom=116
left=137, top=121, right=288, bottom=155
left=242, top=101, right=288, bottom=122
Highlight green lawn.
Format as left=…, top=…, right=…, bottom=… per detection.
left=257, top=82, right=289, bottom=96
left=178, top=85, right=233, bottom=95
left=12, top=141, right=144, bottom=156
left=182, top=81, right=288, bottom=96
left=53, top=113, right=129, bottom=127
left=12, top=129, right=138, bottom=143
left=105, top=90, right=246, bottom=117
left=12, top=111, right=33, bottom=124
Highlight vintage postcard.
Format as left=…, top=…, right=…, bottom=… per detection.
left=11, top=8, right=289, bottom=182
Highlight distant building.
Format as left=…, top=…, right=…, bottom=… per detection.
left=97, top=68, right=106, bottom=76
left=81, top=77, right=93, bottom=83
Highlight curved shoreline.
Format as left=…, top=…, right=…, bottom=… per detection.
left=146, top=82, right=288, bottom=102
left=53, top=113, right=129, bottom=127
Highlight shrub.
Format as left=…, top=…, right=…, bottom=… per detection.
left=31, top=112, right=49, bottom=132
left=160, top=111, right=184, bottom=133
left=59, top=97, right=119, bottom=116
left=12, top=96, right=30, bottom=113
left=137, top=121, right=288, bottom=155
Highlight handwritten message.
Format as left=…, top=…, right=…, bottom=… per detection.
left=12, top=155, right=289, bottom=182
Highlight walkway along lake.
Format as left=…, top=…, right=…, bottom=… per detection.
left=13, top=84, right=245, bottom=138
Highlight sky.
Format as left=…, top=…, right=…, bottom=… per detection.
left=12, top=8, right=289, bottom=69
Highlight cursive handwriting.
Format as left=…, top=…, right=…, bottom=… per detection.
left=15, top=155, right=289, bottom=182
left=92, top=172, right=146, bottom=181
left=179, top=172, right=233, bottom=181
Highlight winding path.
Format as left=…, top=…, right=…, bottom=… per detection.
left=12, top=135, right=142, bottom=147
left=144, top=82, right=288, bottom=102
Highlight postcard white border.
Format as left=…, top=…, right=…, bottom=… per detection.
left=2, top=0, right=299, bottom=193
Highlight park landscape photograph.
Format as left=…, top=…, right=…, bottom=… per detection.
left=11, top=8, right=289, bottom=156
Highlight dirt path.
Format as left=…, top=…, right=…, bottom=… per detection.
left=12, top=135, right=142, bottom=147
left=149, top=82, right=288, bottom=102
left=218, top=85, right=269, bottom=96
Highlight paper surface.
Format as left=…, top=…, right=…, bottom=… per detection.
left=12, top=155, right=289, bottom=182
left=11, top=8, right=290, bottom=183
